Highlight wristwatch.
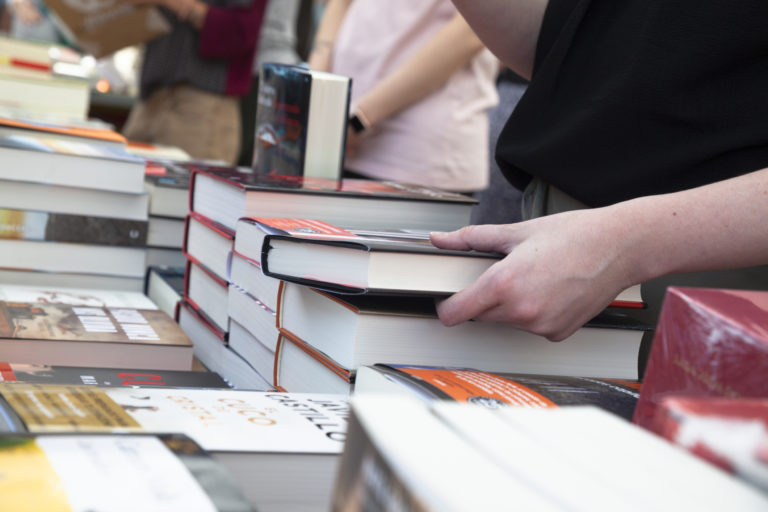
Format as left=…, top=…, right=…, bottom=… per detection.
left=348, top=113, right=368, bottom=134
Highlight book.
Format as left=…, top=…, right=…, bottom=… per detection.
left=0, top=207, right=147, bottom=246
left=0, top=178, right=150, bottom=221
left=0, top=237, right=146, bottom=278
left=0, top=361, right=230, bottom=389
left=128, top=140, right=192, bottom=162
left=176, top=300, right=272, bottom=391
left=0, top=70, right=90, bottom=124
left=254, top=62, right=351, bottom=182
left=0, top=34, right=53, bottom=75
left=0, top=383, right=349, bottom=511
left=0, top=433, right=255, bottom=512
left=188, top=163, right=477, bottom=232
left=0, top=282, right=159, bottom=309
left=148, top=215, right=185, bottom=248
left=144, top=161, right=191, bottom=218
left=185, top=259, right=230, bottom=334
left=0, top=300, right=193, bottom=370
left=354, top=364, right=640, bottom=421
left=227, top=283, right=279, bottom=352
left=0, top=115, right=126, bottom=147
left=229, top=250, right=281, bottom=312
left=0, top=268, right=144, bottom=292
left=183, top=212, right=234, bottom=281
left=650, top=396, right=768, bottom=493
left=228, top=318, right=276, bottom=385
left=44, top=0, right=171, bottom=58
left=247, top=217, right=643, bottom=305
left=333, top=396, right=768, bottom=511
left=276, top=281, right=648, bottom=379
left=144, top=265, right=185, bottom=318
left=0, top=130, right=147, bottom=194
left=633, top=287, right=768, bottom=430
left=274, top=332, right=354, bottom=395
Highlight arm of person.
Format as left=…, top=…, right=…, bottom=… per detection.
left=350, top=11, right=488, bottom=131
left=307, top=0, right=352, bottom=71
left=449, top=0, right=548, bottom=80
left=430, top=168, right=768, bottom=341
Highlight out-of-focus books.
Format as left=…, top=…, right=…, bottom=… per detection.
left=333, top=396, right=768, bottom=511
left=634, top=287, right=768, bottom=429
left=0, top=383, right=348, bottom=512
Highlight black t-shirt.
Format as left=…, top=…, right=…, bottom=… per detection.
left=496, top=0, right=768, bottom=207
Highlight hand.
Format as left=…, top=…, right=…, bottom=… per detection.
left=430, top=208, right=636, bottom=341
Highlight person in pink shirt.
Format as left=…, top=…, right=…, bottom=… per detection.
left=308, top=0, right=498, bottom=193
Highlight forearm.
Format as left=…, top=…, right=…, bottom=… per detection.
left=353, top=12, right=487, bottom=127
left=607, top=168, right=768, bottom=285
left=307, top=0, right=352, bottom=71
left=449, top=0, right=547, bottom=80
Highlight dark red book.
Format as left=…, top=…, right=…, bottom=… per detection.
left=650, top=396, right=768, bottom=493
left=633, top=287, right=768, bottom=429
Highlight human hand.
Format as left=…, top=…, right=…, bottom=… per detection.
left=430, top=209, right=636, bottom=341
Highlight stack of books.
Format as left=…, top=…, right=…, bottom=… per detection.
left=0, top=35, right=90, bottom=123
left=0, top=117, right=150, bottom=291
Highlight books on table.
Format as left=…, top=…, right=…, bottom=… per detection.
left=0, top=433, right=254, bottom=512
left=254, top=62, right=351, bottom=182
left=332, top=396, right=768, bottom=511
left=144, top=265, right=185, bottom=318
left=188, top=163, right=477, bottom=232
left=0, top=383, right=348, bottom=512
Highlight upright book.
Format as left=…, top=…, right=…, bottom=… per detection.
left=634, top=287, right=768, bottom=429
left=188, top=164, right=477, bottom=232
left=0, top=383, right=349, bottom=512
left=254, top=62, right=351, bottom=182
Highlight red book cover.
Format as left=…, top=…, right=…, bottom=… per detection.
left=651, top=396, right=768, bottom=492
left=633, top=287, right=768, bottom=429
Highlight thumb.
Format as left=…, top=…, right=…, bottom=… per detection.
left=430, top=224, right=520, bottom=253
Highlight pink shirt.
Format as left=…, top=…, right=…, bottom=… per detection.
left=331, top=0, right=499, bottom=192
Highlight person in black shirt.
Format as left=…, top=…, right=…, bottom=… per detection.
left=432, top=0, right=768, bottom=341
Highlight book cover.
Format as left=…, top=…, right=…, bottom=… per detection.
left=0, top=433, right=255, bottom=512
left=650, top=396, right=768, bottom=492
left=0, top=283, right=158, bottom=309
left=254, top=63, right=350, bottom=182
left=0, top=383, right=349, bottom=453
left=0, top=115, right=126, bottom=145
left=633, top=287, right=768, bottom=430
left=0, top=207, right=147, bottom=246
left=357, top=364, right=641, bottom=421
left=0, top=362, right=230, bottom=389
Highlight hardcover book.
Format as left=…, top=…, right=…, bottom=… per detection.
left=0, top=362, right=230, bottom=389
left=188, top=163, right=477, bottom=232
left=0, top=131, right=147, bottom=193
left=0, top=207, right=147, bottom=246
left=243, top=217, right=644, bottom=306
left=633, top=287, right=768, bottom=429
left=0, top=301, right=194, bottom=370
left=183, top=212, right=235, bottom=282
left=144, top=161, right=191, bottom=218
left=0, top=433, right=254, bottom=512
left=254, top=63, right=350, bottom=182
left=276, top=282, right=648, bottom=379
left=355, top=364, right=640, bottom=421
left=144, top=265, right=185, bottom=318
left=0, top=383, right=349, bottom=512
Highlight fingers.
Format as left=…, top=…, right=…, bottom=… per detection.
left=436, top=260, right=504, bottom=326
left=430, top=223, right=521, bottom=253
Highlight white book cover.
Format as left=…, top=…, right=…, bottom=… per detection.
left=0, top=283, right=158, bottom=309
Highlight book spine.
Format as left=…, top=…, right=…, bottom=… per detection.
left=0, top=208, right=147, bottom=247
